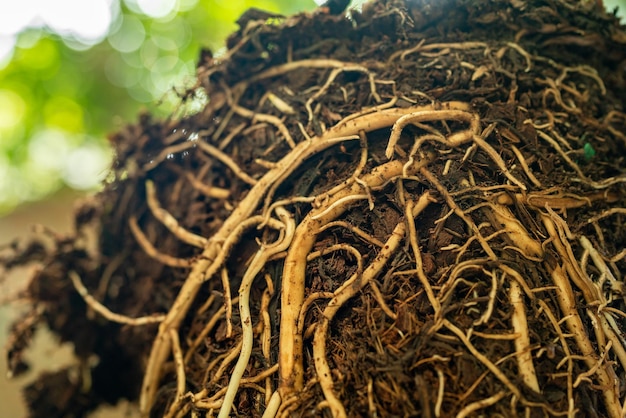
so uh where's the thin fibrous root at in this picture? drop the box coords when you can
[145,180,208,248]
[384,104,478,159]
[163,328,186,418]
[543,212,626,373]
[129,216,192,268]
[69,270,165,325]
[217,207,295,418]
[457,392,508,418]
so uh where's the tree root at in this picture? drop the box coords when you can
[138,99,495,415]
[133,89,626,416]
[8,12,622,417]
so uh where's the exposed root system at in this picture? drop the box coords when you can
[3,0,626,417]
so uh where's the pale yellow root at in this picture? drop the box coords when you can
[487,202,543,259]
[456,391,507,418]
[509,279,540,393]
[549,264,621,418]
[69,271,165,326]
[218,207,295,418]
[139,103,473,415]
[278,159,411,396]
[313,217,407,418]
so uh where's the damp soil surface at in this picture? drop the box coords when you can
[2,0,626,417]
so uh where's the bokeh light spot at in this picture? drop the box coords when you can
[108,14,146,53]
[128,84,153,103]
[153,55,180,73]
[105,54,142,88]
[16,37,59,70]
[0,161,25,214]
[28,129,72,172]
[39,0,113,43]
[178,0,200,11]
[137,0,178,18]
[43,96,84,133]
[140,38,159,68]
[150,33,179,51]
[150,17,191,49]
[23,158,63,201]
[62,142,112,189]
[0,89,26,130]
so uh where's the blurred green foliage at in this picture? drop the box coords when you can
[0,0,316,215]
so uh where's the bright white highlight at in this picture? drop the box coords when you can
[136,0,178,18]
[63,143,112,189]
[0,0,114,42]
[0,0,119,63]
[0,35,16,67]
[0,1,37,36]
[38,0,113,42]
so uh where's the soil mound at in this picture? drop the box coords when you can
[3,0,626,417]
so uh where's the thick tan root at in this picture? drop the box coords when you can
[129,42,626,416]
[139,101,484,415]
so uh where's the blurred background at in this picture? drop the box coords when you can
[0,0,623,416]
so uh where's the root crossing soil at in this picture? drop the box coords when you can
[2,0,626,417]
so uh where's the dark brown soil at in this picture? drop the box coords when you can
[3,0,626,417]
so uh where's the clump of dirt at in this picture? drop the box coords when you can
[3,0,626,417]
